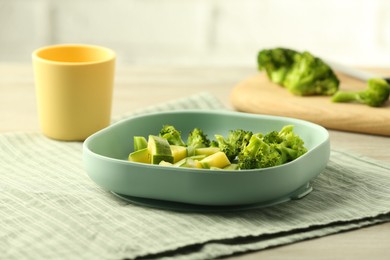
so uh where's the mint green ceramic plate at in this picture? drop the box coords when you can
[83,110,330,211]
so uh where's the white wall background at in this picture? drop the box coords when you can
[1,0,390,67]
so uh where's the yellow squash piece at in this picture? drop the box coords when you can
[173,155,205,168]
[170,145,188,163]
[159,160,173,166]
[128,148,150,164]
[200,151,231,169]
[195,147,220,156]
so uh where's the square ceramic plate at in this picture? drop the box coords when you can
[83,110,330,211]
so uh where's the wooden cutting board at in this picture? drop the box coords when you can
[230,72,390,136]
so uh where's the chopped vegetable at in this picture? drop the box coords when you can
[128,148,150,164]
[199,151,231,169]
[331,78,390,107]
[211,129,253,161]
[258,47,339,96]
[133,136,148,151]
[128,125,308,170]
[257,47,298,85]
[194,147,220,156]
[147,135,173,164]
[159,125,186,146]
[170,145,187,163]
[237,125,307,169]
[186,128,211,156]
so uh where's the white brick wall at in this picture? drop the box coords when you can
[0,0,389,67]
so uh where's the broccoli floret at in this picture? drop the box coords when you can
[159,125,186,146]
[228,129,253,155]
[257,47,299,85]
[187,128,210,148]
[331,78,390,107]
[237,125,307,170]
[260,146,284,168]
[186,128,211,157]
[283,51,339,96]
[257,48,339,96]
[263,130,283,144]
[237,135,263,169]
[274,125,308,162]
[210,140,218,148]
[213,129,253,161]
[214,134,235,162]
[237,135,283,169]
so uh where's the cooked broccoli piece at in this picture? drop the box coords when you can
[227,129,253,156]
[274,125,308,162]
[210,140,218,148]
[257,47,299,85]
[237,125,307,170]
[213,129,253,161]
[237,135,283,169]
[257,48,339,96]
[262,130,283,144]
[237,135,262,169]
[331,78,390,107]
[187,128,210,148]
[213,135,235,161]
[185,128,211,156]
[159,125,186,146]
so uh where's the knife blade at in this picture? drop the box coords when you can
[328,61,390,84]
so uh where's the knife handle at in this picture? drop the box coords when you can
[327,61,379,82]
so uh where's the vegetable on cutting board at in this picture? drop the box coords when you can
[257,47,390,107]
[257,47,339,96]
[332,78,390,107]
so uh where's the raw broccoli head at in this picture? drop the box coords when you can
[257,47,339,96]
[257,47,299,85]
[159,125,186,146]
[186,128,211,149]
[283,51,339,96]
[213,129,253,161]
[332,78,390,107]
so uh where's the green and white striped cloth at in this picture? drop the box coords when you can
[1,92,390,259]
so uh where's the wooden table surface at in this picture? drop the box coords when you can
[1,63,390,259]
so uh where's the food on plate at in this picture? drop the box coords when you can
[331,78,390,107]
[159,125,186,146]
[210,129,252,161]
[147,135,174,164]
[257,47,339,96]
[133,136,148,151]
[186,127,211,156]
[128,124,308,170]
[237,125,307,169]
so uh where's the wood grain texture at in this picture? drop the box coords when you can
[230,72,390,136]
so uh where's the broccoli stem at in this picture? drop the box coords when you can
[331,91,360,103]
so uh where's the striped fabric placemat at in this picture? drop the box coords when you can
[1,92,390,259]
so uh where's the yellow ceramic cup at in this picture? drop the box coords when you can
[32,44,115,141]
